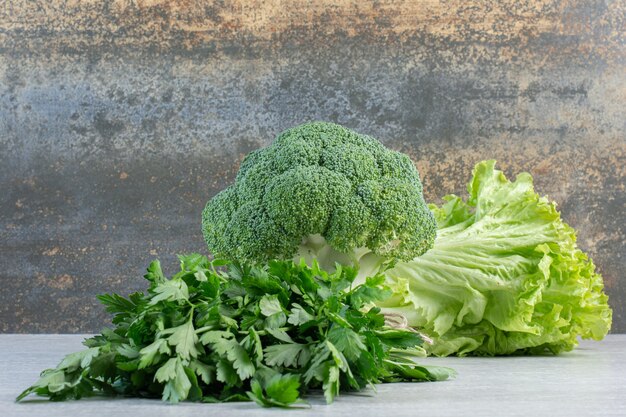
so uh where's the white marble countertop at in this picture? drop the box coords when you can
[1,334,624,417]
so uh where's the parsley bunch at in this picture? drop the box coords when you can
[17,255,453,407]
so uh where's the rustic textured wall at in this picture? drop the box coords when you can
[0,0,624,333]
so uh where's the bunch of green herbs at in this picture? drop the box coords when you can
[17,254,453,407]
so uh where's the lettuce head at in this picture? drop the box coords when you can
[379,160,612,356]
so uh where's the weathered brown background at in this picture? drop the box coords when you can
[0,1,624,333]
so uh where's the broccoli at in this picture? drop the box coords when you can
[201,122,436,270]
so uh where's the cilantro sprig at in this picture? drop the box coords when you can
[17,255,454,407]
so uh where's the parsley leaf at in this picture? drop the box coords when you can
[156,358,191,403]
[266,373,303,405]
[327,326,367,361]
[150,280,189,305]
[166,320,200,361]
[264,343,311,368]
[138,339,170,369]
[259,295,283,317]
[287,303,314,325]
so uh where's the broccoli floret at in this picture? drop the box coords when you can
[201,122,436,268]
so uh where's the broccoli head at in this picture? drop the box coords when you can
[202,122,436,266]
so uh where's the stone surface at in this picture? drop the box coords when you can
[0,1,624,332]
[1,334,625,416]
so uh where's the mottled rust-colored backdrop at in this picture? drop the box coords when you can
[0,1,624,333]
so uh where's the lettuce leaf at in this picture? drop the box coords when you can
[379,160,612,356]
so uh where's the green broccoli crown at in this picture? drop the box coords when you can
[202,122,436,263]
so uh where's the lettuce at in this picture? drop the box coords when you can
[379,160,612,356]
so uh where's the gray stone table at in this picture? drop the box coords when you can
[1,334,625,417]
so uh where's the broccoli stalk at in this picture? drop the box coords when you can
[201,122,437,271]
[294,234,392,281]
